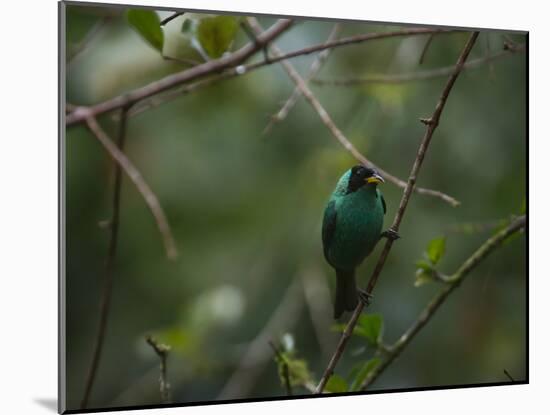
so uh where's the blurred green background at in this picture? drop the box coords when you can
[64,3,527,411]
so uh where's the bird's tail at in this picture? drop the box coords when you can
[334,269,358,319]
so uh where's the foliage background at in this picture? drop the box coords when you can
[64,4,527,410]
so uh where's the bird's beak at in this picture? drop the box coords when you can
[366,173,385,185]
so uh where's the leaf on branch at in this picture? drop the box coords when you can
[197,15,239,58]
[349,358,381,391]
[272,334,314,389]
[426,236,446,265]
[331,314,384,346]
[414,268,434,287]
[325,374,348,393]
[355,314,384,346]
[127,9,164,53]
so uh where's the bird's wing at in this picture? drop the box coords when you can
[381,193,387,215]
[322,200,337,262]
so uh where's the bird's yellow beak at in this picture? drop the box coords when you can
[366,174,385,184]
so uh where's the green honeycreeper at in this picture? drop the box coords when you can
[322,165,395,319]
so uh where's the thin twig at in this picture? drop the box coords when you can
[160,11,185,26]
[418,33,435,65]
[66,19,294,126]
[314,31,480,394]
[268,340,293,396]
[312,46,524,86]
[360,216,526,389]
[263,23,342,135]
[249,18,459,207]
[66,26,450,126]
[504,369,516,382]
[145,335,172,403]
[85,116,178,259]
[127,28,457,120]
[80,107,128,409]
[161,54,201,67]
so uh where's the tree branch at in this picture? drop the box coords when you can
[145,335,172,403]
[248,18,459,207]
[312,45,524,86]
[263,23,342,135]
[80,107,128,409]
[66,19,294,126]
[85,116,178,259]
[314,31,480,394]
[360,215,526,389]
[66,26,451,126]
[159,11,185,26]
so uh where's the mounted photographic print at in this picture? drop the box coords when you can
[59,1,528,413]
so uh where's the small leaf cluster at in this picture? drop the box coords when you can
[327,314,384,392]
[273,333,314,389]
[415,236,446,287]
[126,9,239,58]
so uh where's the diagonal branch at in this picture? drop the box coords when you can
[127,28,456,120]
[314,31,480,394]
[248,18,459,207]
[66,19,294,126]
[67,26,451,127]
[360,215,526,389]
[85,116,178,260]
[263,23,342,135]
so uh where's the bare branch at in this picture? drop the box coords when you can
[248,18,459,207]
[80,107,128,409]
[504,369,516,382]
[66,20,294,126]
[360,216,526,390]
[312,45,524,86]
[418,33,435,65]
[160,11,185,26]
[145,335,172,403]
[263,23,342,135]
[85,116,178,259]
[66,26,452,126]
[314,31,480,394]
[127,28,457,120]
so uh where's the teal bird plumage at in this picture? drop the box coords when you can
[322,165,387,319]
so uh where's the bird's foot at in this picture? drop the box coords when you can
[357,289,373,306]
[381,228,400,241]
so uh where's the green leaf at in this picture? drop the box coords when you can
[415,259,433,271]
[414,268,433,287]
[197,15,238,58]
[126,9,164,52]
[426,236,446,265]
[354,314,383,346]
[349,358,381,391]
[325,374,348,393]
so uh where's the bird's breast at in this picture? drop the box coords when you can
[327,189,384,270]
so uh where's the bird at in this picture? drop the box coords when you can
[322,165,397,319]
